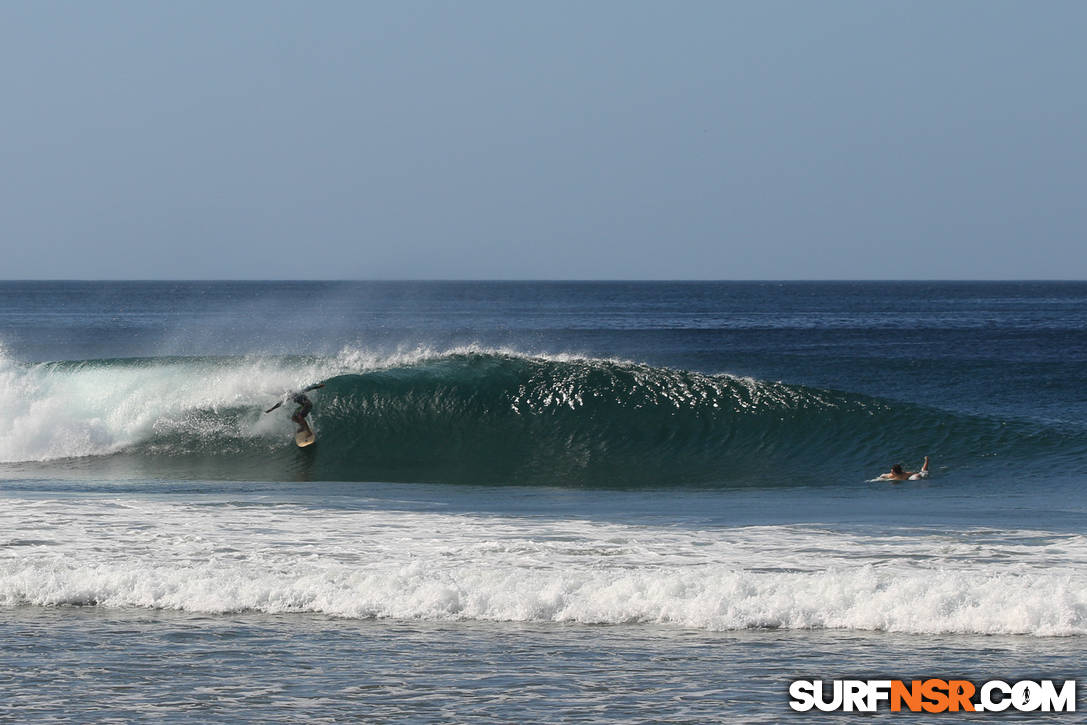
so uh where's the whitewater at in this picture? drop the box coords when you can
[3,496,1085,636]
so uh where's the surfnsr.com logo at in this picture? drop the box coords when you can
[789,679,1077,713]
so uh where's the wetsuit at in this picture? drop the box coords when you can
[290,392,313,423]
[266,383,324,427]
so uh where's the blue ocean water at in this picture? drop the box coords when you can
[0,281,1084,721]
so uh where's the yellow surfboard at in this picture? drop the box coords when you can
[295,430,316,447]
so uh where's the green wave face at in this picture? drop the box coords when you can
[112,352,1079,486]
[3,350,1081,486]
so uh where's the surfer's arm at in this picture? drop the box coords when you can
[264,401,283,414]
[920,456,929,472]
[302,383,325,393]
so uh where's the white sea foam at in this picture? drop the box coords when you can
[1,497,1083,636]
[0,352,317,462]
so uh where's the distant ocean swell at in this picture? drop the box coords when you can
[1,347,1082,485]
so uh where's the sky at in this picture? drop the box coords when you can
[1,0,1085,280]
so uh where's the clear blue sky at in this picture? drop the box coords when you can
[2,0,1084,279]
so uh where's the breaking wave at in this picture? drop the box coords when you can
[1,347,1081,485]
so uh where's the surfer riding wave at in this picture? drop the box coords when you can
[265,383,325,435]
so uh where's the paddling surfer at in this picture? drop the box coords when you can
[878,456,930,481]
[265,384,325,435]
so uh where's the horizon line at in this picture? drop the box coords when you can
[2,278,1086,284]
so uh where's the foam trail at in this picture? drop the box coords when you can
[1,499,1085,636]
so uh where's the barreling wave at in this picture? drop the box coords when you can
[1,347,1082,486]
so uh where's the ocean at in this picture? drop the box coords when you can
[0,281,1084,721]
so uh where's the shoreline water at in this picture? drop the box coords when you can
[3,607,1083,722]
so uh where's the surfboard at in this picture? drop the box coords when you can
[295,430,316,447]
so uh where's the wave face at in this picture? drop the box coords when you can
[1,348,1082,485]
